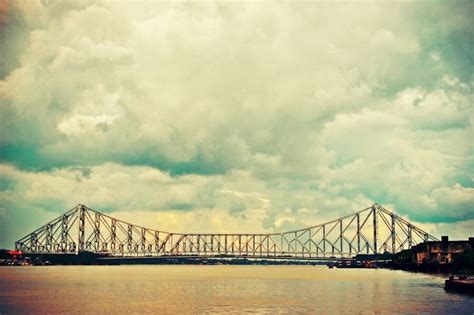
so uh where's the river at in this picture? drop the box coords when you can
[0,266,472,314]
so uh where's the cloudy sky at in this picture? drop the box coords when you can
[0,0,473,248]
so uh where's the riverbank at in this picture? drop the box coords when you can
[391,249,474,275]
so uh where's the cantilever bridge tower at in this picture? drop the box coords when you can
[15,204,437,259]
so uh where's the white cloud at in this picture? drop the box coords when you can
[369,28,419,55]
[430,52,441,62]
[0,1,426,165]
[57,114,118,136]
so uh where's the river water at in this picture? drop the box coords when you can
[0,265,472,314]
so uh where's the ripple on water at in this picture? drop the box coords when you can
[0,266,473,314]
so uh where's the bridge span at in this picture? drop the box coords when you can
[15,204,437,259]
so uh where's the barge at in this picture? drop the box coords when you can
[445,276,474,295]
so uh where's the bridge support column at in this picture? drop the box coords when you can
[373,205,378,255]
[46,224,53,252]
[127,224,133,254]
[408,225,412,249]
[322,225,326,257]
[61,215,69,252]
[391,213,396,253]
[111,219,116,255]
[339,220,343,256]
[77,205,85,255]
[356,213,360,253]
[94,213,100,253]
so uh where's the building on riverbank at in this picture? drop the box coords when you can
[392,236,474,273]
[412,236,474,265]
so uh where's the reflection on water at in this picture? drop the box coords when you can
[0,266,472,314]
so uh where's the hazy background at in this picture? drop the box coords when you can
[0,0,473,248]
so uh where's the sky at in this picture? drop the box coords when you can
[0,0,473,249]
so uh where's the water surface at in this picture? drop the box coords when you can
[0,266,472,314]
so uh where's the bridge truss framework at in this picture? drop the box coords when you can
[15,204,438,258]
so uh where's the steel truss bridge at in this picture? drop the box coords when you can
[15,204,438,259]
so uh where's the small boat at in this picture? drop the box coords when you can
[445,275,474,295]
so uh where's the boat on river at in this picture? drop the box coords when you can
[445,275,474,295]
